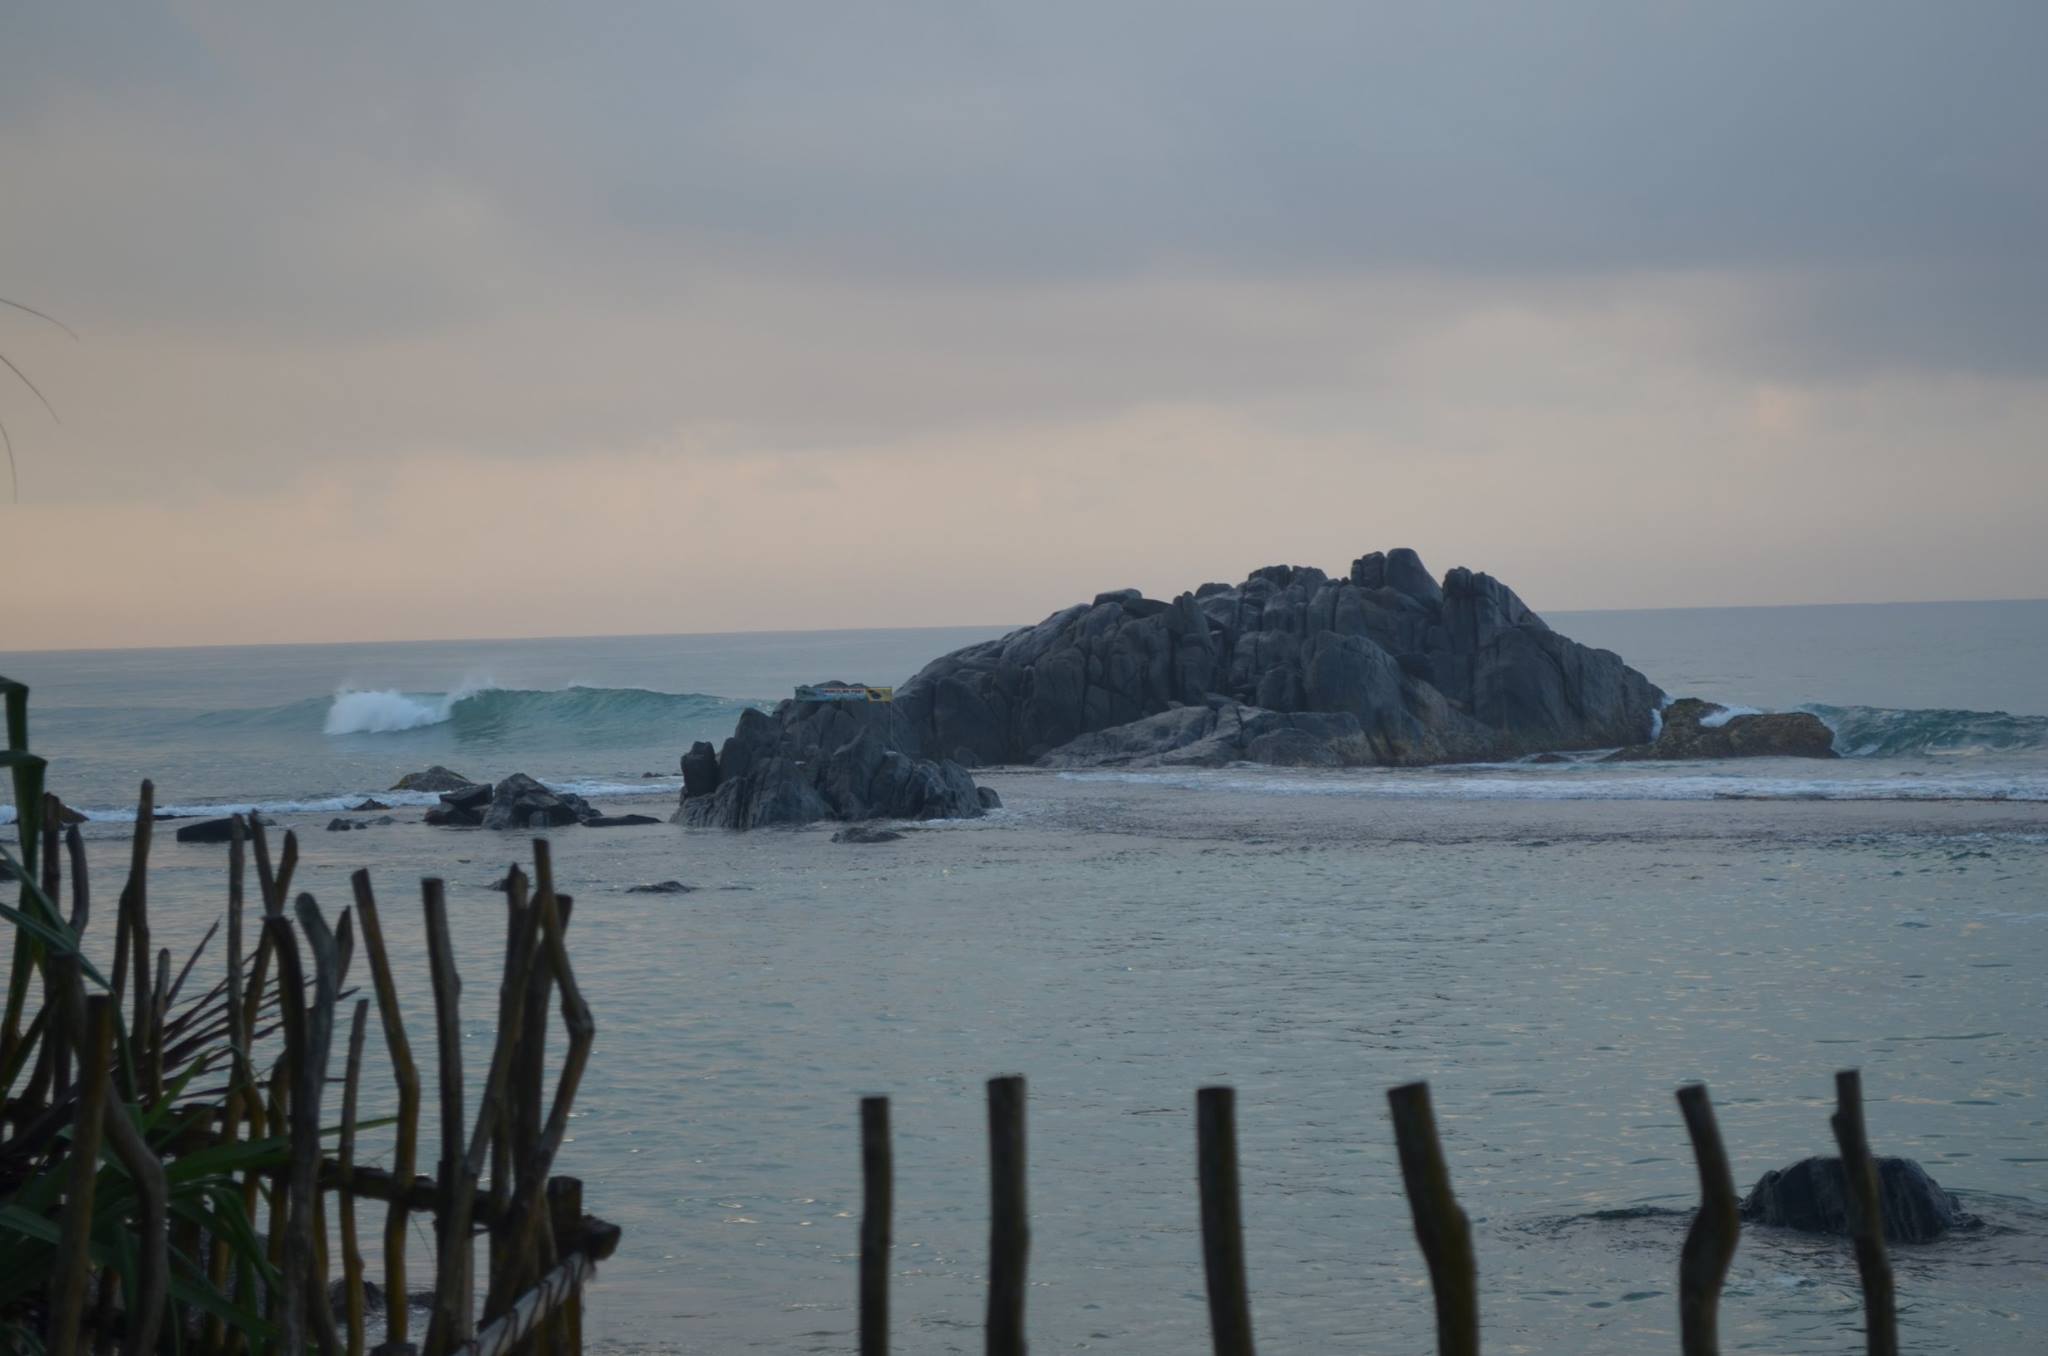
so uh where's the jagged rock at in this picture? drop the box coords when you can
[390,766,476,793]
[832,825,905,844]
[976,786,1003,810]
[1741,1156,1976,1243]
[373,815,395,825]
[479,773,599,831]
[423,804,483,828]
[681,741,721,798]
[626,880,694,894]
[325,818,357,832]
[439,783,493,811]
[583,814,660,827]
[349,798,391,812]
[678,704,984,830]
[865,546,1661,770]
[1038,700,1381,769]
[1608,698,1838,761]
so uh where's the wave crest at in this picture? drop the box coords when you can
[320,684,761,741]
[1808,704,2048,757]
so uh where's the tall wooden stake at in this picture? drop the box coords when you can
[860,1096,892,1356]
[1831,1070,1898,1356]
[986,1075,1028,1356]
[1196,1086,1256,1356]
[1387,1082,1478,1356]
[1676,1083,1739,1356]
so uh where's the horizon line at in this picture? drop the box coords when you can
[3,594,2045,659]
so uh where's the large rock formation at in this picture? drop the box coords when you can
[679,547,1666,827]
[889,548,1661,768]
[1741,1156,1976,1243]
[1607,697,1838,761]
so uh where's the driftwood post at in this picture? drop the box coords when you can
[985,1075,1029,1356]
[48,996,114,1356]
[351,867,422,1354]
[860,1096,892,1356]
[1675,1083,1739,1356]
[1387,1081,1478,1356]
[424,877,474,1355]
[1196,1086,1256,1356]
[340,998,371,1356]
[1831,1070,1898,1356]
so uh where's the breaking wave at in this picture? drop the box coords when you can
[318,684,762,742]
[1808,705,2048,758]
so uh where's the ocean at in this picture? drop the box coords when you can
[3,599,2046,1352]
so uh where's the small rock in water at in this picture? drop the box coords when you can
[976,786,1003,810]
[626,880,694,894]
[390,765,476,792]
[1740,1155,1977,1243]
[325,818,357,832]
[584,814,661,828]
[174,817,242,844]
[832,824,905,844]
[423,804,483,828]
[349,797,392,812]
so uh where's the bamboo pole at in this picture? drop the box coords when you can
[423,877,474,1356]
[341,999,371,1356]
[297,898,345,1356]
[1831,1070,1898,1356]
[1675,1083,1739,1356]
[448,1254,595,1356]
[125,782,154,1083]
[1387,1081,1478,1356]
[860,1096,892,1356]
[352,868,421,1352]
[985,1075,1028,1356]
[148,946,169,1103]
[1196,1086,1256,1356]
[483,870,534,1318]
[49,996,114,1356]
[267,913,313,1356]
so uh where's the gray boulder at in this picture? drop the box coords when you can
[423,804,482,828]
[390,766,475,793]
[678,701,984,830]
[439,783,494,811]
[1609,697,1838,761]
[477,774,600,831]
[1741,1156,1976,1243]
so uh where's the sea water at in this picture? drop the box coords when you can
[2,600,2046,1352]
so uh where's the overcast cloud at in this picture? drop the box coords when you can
[3,2,2045,647]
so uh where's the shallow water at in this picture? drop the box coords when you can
[5,599,2047,1351]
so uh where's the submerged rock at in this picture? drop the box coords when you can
[583,814,661,827]
[1608,698,1838,761]
[1740,1156,1976,1243]
[423,804,483,828]
[325,818,357,832]
[349,798,392,812]
[391,766,476,793]
[625,880,694,894]
[976,786,1003,810]
[831,825,905,844]
[174,817,241,844]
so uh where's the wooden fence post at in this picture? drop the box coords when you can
[1675,1083,1738,1356]
[1196,1086,1256,1356]
[48,996,114,1356]
[860,1096,892,1356]
[1387,1082,1478,1356]
[986,1075,1029,1356]
[1831,1070,1898,1356]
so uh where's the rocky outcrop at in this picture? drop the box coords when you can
[390,766,476,792]
[680,547,1665,826]
[885,547,1661,769]
[479,774,601,831]
[1608,698,1838,761]
[1741,1156,1977,1243]
[680,741,720,798]
[677,700,985,830]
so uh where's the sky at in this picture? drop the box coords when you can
[2,2,2045,650]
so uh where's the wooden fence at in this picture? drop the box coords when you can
[854,1070,1904,1356]
[0,781,618,1356]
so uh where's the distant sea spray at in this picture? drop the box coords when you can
[319,684,765,743]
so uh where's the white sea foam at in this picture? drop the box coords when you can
[323,681,494,734]
[0,776,680,825]
[1055,768,2048,803]
[1648,694,1674,742]
[1698,704,1764,728]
